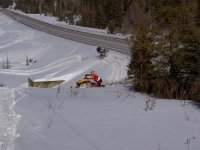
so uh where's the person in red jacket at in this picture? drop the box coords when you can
[86,71,102,87]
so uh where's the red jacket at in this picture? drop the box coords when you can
[91,73,101,82]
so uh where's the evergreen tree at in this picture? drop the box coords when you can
[128,25,154,92]
[14,0,133,32]
[197,0,200,27]
[0,0,12,8]
[128,0,200,101]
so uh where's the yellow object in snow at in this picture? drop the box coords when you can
[76,76,91,87]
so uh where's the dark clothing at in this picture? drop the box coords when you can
[96,78,102,86]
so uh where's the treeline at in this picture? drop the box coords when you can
[10,0,133,33]
[80,0,132,32]
[0,0,12,8]
[128,0,200,102]
[14,0,80,24]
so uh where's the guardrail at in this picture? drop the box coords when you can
[3,9,131,54]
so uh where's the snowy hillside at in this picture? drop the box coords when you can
[0,12,200,150]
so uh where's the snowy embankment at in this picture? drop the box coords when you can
[15,87,200,150]
[0,12,200,150]
[8,9,131,40]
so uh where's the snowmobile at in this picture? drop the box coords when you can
[97,46,109,57]
[76,75,105,88]
[76,75,92,88]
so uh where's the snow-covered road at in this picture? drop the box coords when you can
[3,9,131,53]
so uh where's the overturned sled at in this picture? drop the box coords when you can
[28,78,65,88]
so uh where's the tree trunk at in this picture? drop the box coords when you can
[197,0,200,27]
[39,0,44,15]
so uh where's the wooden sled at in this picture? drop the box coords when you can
[28,78,65,88]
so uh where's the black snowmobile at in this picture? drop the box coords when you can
[96,46,109,57]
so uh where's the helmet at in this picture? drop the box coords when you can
[97,46,101,53]
[91,71,95,74]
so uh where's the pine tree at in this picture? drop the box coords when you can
[197,0,200,27]
[0,0,12,8]
[128,0,200,100]
[128,25,154,92]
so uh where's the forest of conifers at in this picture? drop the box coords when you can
[128,0,200,101]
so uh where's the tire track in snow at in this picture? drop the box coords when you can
[0,54,81,76]
[0,51,101,83]
[0,31,35,51]
[0,88,20,150]
[0,14,13,25]
[0,44,79,76]
[101,53,129,82]
[0,28,6,37]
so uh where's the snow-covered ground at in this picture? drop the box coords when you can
[0,12,200,150]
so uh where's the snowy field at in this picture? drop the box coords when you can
[0,12,200,150]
